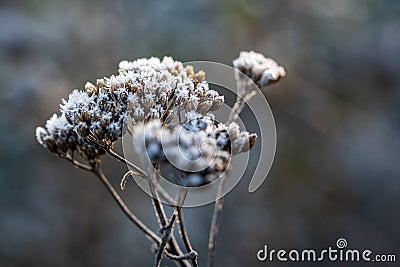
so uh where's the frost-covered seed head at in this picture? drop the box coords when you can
[35,114,105,162]
[59,56,224,147]
[233,51,286,87]
[131,114,257,187]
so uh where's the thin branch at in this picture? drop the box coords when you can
[62,142,193,266]
[151,194,168,226]
[158,186,179,206]
[120,170,139,190]
[86,133,107,147]
[227,78,256,123]
[85,134,189,266]
[207,175,227,267]
[232,91,256,121]
[155,210,178,267]
[177,207,198,267]
[149,171,190,267]
[227,78,244,123]
[93,163,161,245]
[107,148,148,178]
[65,157,162,245]
[121,169,177,206]
[83,132,147,178]
[150,190,189,267]
[165,251,198,261]
[65,156,93,171]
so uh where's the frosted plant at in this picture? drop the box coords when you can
[35,52,285,267]
[131,112,256,187]
[233,50,286,87]
[36,113,105,164]
[60,56,223,150]
[229,51,286,122]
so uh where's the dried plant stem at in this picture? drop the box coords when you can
[177,207,198,267]
[69,160,191,265]
[102,151,188,266]
[207,175,226,267]
[150,188,189,267]
[154,210,178,267]
[86,138,192,267]
[107,148,147,177]
[151,195,167,226]
[165,251,198,261]
[84,134,147,178]
[92,163,161,244]
[227,79,255,123]
[65,156,93,171]
[122,170,177,205]
[174,189,198,267]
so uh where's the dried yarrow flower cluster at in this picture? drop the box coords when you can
[59,56,224,148]
[131,112,256,186]
[233,51,286,88]
[60,88,128,145]
[228,51,286,122]
[35,54,275,186]
[35,114,105,163]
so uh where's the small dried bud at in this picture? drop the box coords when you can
[85,82,98,96]
[231,131,258,155]
[185,65,194,78]
[194,70,205,82]
[233,51,286,87]
[196,100,212,114]
[96,78,106,88]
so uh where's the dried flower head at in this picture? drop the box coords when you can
[60,89,127,146]
[233,51,286,87]
[35,114,105,162]
[60,56,224,147]
[131,113,257,187]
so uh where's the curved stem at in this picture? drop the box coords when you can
[177,208,198,267]
[227,78,256,123]
[207,175,226,267]
[93,163,161,244]
[65,156,93,171]
[65,157,190,265]
[106,153,188,266]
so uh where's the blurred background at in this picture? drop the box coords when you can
[1,0,399,266]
